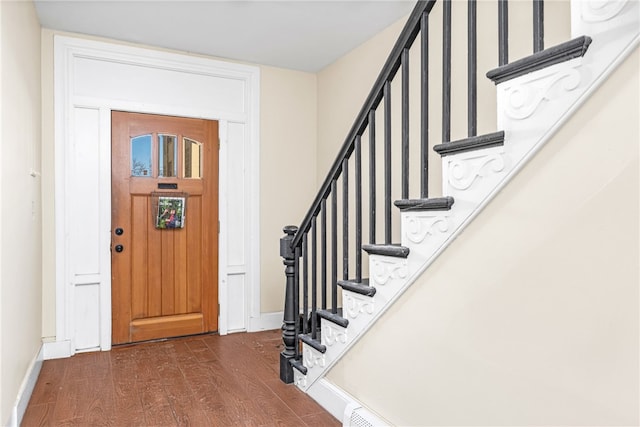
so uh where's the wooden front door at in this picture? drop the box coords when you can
[111,111,219,345]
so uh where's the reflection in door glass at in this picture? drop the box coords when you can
[131,134,152,177]
[183,138,202,178]
[158,134,177,177]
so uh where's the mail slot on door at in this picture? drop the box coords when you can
[158,183,178,189]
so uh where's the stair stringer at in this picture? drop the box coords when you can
[293,0,639,394]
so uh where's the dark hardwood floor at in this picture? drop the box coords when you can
[22,329,339,426]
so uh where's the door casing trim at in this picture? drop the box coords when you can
[53,35,261,354]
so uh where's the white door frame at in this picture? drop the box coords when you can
[51,35,261,356]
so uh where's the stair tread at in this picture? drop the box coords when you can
[337,278,370,287]
[486,35,592,84]
[362,244,410,258]
[394,196,455,212]
[299,334,326,353]
[317,309,349,328]
[337,279,376,296]
[289,358,307,375]
[433,131,504,157]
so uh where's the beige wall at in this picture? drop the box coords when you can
[327,47,639,426]
[316,15,404,183]
[39,29,317,336]
[0,0,43,423]
[259,66,317,311]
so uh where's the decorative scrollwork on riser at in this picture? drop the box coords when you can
[405,215,450,244]
[345,292,375,319]
[581,0,628,22]
[303,347,326,369]
[448,152,506,191]
[294,372,307,388]
[322,323,347,347]
[371,258,409,286]
[504,66,582,120]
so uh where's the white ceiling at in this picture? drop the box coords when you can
[34,0,416,72]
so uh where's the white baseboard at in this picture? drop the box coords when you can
[247,311,283,332]
[42,339,73,360]
[307,378,351,422]
[6,345,44,427]
[307,379,391,426]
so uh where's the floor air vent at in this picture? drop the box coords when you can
[343,403,389,427]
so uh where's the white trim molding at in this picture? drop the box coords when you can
[307,378,391,426]
[307,378,354,422]
[42,339,73,360]
[7,345,44,427]
[247,311,284,332]
[53,35,261,354]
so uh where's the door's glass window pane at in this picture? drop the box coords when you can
[131,134,152,177]
[183,138,202,179]
[158,134,177,177]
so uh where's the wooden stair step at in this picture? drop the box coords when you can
[486,36,592,84]
[317,309,349,328]
[362,244,410,258]
[299,334,327,353]
[289,358,307,375]
[433,131,504,157]
[337,279,376,297]
[394,196,455,212]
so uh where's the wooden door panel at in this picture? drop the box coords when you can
[130,195,150,319]
[186,195,203,313]
[147,205,163,318]
[111,111,218,344]
[130,313,204,343]
[174,229,188,315]
[160,230,176,315]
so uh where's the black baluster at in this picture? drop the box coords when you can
[331,180,338,313]
[402,48,410,199]
[384,81,392,244]
[342,159,349,281]
[443,0,452,143]
[302,234,308,334]
[355,135,362,283]
[321,199,327,310]
[421,11,429,198]
[468,0,477,137]
[368,110,376,244]
[533,0,544,53]
[279,225,298,383]
[499,0,509,65]
[311,217,317,340]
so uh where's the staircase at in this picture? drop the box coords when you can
[279,0,639,416]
